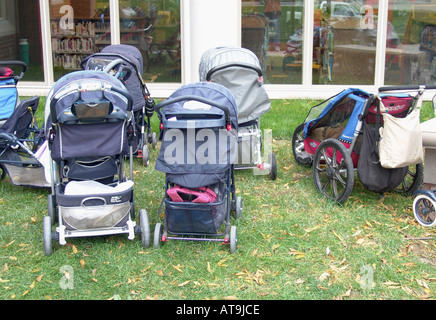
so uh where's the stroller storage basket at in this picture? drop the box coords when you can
[165,181,226,234]
[56,181,133,231]
[165,198,226,235]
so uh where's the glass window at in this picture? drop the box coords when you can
[119,0,181,82]
[314,0,377,85]
[49,0,111,81]
[385,1,436,85]
[242,0,305,84]
[0,0,44,81]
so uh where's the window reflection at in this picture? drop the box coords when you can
[385,2,436,85]
[242,0,304,84]
[49,0,111,81]
[0,0,44,81]
[315,1,378,85]
[119,0,181,83]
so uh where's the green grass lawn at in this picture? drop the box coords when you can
[0,95,434,301]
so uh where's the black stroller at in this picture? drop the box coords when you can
[153,82,242,253]
[0,61,45,187]
[81,44,156,166]
[42,70,150,255]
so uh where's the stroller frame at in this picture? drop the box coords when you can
[0,60,45,186]
[81,45,156,166]
[292,85,434,204]
[154,88,241,253]
[43,71,151,255]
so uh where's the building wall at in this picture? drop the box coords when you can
[15,0,436,101]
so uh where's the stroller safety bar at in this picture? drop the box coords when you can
[155,95,232,130]
[101,58,132,81]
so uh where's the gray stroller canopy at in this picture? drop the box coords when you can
[81,44,146,112]
[199,46,270,124]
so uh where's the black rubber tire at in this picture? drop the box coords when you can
[268,152,277,180]
[139,209,151,248]
[313,138,354,204]
[394,163,423,196]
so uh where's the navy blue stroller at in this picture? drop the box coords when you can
[0,61,44,187]
[81,44,156,166]
[153,82,242,253]
[42,70,150,255]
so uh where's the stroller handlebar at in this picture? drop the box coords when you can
[379,84,436,92]
[155,95,232,128]
[0,60,27,80]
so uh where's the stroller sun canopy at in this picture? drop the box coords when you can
[303,88,371,143]
[199,46,270,125]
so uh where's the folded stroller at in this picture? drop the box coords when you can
[199,46,277,180]
[81,44,156,166]
[0,61,45,187]
[153,82,242,253]
[42,70,150,256]
[292,86,431,204]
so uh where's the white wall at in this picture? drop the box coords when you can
[182,0,241,84]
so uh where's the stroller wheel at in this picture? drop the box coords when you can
[0,164,5,180]
[292,123,313,166]
[151,131,157,149]
[235,196,242,218]
[142,144,150,167]
[394,163,423,195]
[47,194,56,225]
[413,194,436,227]
[268,152,277,180]
[139,209,151,248]
[43,216,53,256]
[229,226,237,253]
[313,138,354,204]
[153,223,164,249]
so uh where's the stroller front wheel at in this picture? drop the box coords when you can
[142,144,150,167]
[43,216,53,256]
[394,163,423,195]
[413,194,436,227]
[154,223,164,249]
[139,209,151,248]
[313,138,354,204]
[229,225,237,253]
[292,123,313,166]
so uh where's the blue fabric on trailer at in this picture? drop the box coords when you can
[303,88,371,143]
